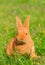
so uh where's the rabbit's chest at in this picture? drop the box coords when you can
[14,42,33,54]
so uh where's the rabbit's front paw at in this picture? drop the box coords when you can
[30,54,40,58]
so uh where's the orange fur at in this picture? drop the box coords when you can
[6,16,39,58]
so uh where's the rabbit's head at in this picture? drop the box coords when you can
[16,16,31,45]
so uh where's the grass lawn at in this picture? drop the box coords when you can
[0,0,45,65]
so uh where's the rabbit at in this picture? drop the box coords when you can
[6,16,39,58]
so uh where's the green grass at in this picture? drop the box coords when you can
[0,0,45,65]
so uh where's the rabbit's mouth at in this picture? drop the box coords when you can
[14,38,26,45]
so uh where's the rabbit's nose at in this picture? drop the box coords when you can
[16,37,22,41]
[20,39,23,41]
[20,34,25,40]
[16,37,23,42]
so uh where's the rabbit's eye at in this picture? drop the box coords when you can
[16,33,18,35]
[26,33,27,35]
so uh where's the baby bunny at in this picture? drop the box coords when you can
[6,16,39,58]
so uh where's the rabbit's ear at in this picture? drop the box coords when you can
[16,16,23,32]
[24,16,30,31]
